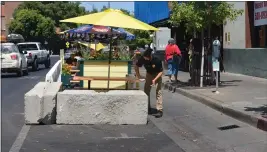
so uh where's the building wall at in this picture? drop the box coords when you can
[223,2,246,49]
[1,2,6,35]
[223,2,267,78]
[224,48,267,78]
[1,2,22,35]
[134,1,170,24]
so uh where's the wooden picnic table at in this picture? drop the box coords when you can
[73,76,140,90]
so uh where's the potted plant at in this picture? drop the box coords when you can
[61,64,72,86]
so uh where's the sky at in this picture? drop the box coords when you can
[80,2,134,14]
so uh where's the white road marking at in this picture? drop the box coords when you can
[9,125,31,152]
[254,97,267,100]
[103,133,143,140]
[18,76,40,80]
[120,133,128,138]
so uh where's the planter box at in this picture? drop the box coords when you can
[79,60,132,89]
[61,74,72,86]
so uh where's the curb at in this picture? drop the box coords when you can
[162,82,267,132]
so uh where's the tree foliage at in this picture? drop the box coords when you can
[14,1,87,27]
[9,9,55,41]
[169,2,244,34]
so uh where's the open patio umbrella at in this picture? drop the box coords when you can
[66,25,121,35]
[116,28,135,40]
[65,25,135,41]
[60,9,158,31]
[60,9,158,89]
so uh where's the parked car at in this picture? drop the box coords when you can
[1,43,28,76]
[7,34,25,44]
[17,42,51,71]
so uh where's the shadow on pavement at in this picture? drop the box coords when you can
[164,79,241,90]
[1,67,47,78]
[244,105,267,117]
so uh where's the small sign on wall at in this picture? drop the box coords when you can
[254,1,267,26]
[224,32,231,45]
[227,32,230,44]
[225,32,227,42]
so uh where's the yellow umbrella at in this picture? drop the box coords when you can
[60,9,158,31]
[78,41,105,51]
[60,9,158,89]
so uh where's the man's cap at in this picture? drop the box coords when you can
[168,38,175,44]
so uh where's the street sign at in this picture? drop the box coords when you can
[66,42,70,48]
[212,58,220,72]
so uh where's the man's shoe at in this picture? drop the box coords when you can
[154,111,163,118]
[148,108,152,115]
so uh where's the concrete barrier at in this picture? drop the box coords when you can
[45,60,62,83]
[24,82,62,125]
[57,90,148,125]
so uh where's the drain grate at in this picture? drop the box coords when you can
[218,124,240,131]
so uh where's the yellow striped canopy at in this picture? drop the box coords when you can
[78,41,105,51]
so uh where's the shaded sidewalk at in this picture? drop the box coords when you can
[162,71,267,131]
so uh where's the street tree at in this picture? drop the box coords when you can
[9,9,55,42]
[100,5,108,12]
[169,1,243,87]
[14,1,87,29]
[91,6,98,13]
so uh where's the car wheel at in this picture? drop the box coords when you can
[17,63,23,77]
[45,56,51,68]
[32,59,38,71]
[23,66,29,75]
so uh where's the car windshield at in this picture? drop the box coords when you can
[17,44,38,51]
[1,45,16,54]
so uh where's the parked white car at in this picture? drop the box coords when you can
[17,42,50,71]
[1,43,28,76]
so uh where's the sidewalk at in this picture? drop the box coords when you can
[162,70,267,131]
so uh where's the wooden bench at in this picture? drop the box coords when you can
[70,69,80,73]
[73,76,140,90]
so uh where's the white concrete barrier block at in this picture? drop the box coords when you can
[42,82,62,124]
[24,82,47,124]
[57,90,148,125]
[24,82,62,125]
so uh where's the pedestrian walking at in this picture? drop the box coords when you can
[135,48,163,118]
[165,38,182,82]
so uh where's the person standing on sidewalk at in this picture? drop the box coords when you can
[165,38,182,82]
[135,48,164,118]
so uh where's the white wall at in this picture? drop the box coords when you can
[45,60,62,83]
[223,2,246,49]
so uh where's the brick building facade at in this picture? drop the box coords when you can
[1,1,22,40]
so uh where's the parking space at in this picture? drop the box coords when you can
[20,121,184,152]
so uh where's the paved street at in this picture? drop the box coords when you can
[1,56,59,152]
[162,71,267,131]
[1,64,267,152]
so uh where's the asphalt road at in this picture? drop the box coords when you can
[1,61,267,152]
[1,56,59,152]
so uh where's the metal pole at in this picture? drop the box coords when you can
[200,29,205,87]
[215,71,219,93]
[107,28,113,89]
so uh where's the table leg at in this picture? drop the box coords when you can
[88,80,91,90]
